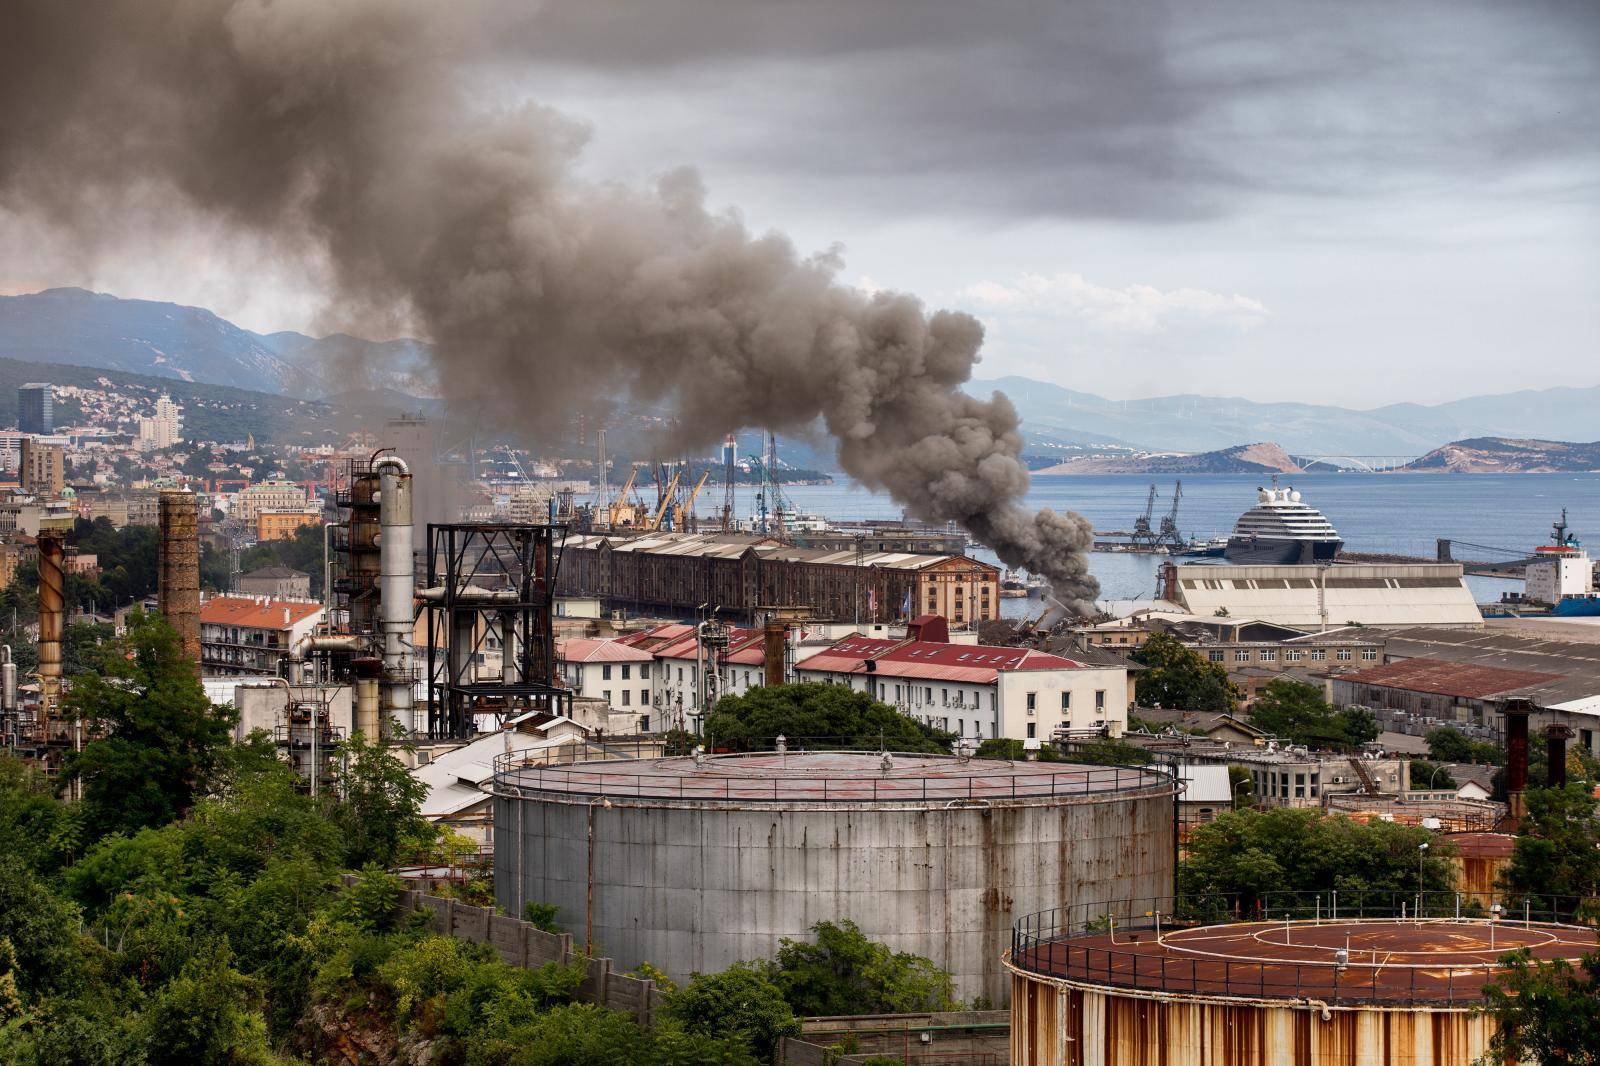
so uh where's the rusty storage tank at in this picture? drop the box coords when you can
[494,751,1176,1003]
[1007,898,1597,1065]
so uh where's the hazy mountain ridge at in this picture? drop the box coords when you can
[1035,441,1303,475]
[968,375,1600,456]
[0,288,423,397]
[1402,437,1600,473]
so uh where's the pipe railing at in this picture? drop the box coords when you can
[1008,891,1600,1007]
[491,749,1177,805]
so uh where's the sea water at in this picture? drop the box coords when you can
[764,472,1600,609]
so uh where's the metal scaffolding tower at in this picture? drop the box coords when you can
[424,523,571,739]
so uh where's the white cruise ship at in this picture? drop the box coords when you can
[1224,482,1343,564]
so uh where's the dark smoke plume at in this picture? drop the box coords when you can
[0,0,1099,611]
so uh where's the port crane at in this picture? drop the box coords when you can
[648,467,683,531]
[1156,480,1184,549]
[1130,484,1158,549]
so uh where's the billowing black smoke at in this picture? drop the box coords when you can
[0,0,1099,611]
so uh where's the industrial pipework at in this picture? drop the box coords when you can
[1,646,16,744]
[374,455,414,732]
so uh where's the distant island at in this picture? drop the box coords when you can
[1035,441,1302,475]
[1400,437,1600,473]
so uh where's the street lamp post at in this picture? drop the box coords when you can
[1417,841,1430,918]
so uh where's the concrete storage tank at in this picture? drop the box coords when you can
[493,750,1176,1002]
[1007,897,1597,1065]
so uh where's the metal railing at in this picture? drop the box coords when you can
[491,749,1177,805]
[1010,891,1600,1007]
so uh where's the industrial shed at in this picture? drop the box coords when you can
[1163,562,1482,629]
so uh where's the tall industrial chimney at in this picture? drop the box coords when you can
[1503,698,1531,795]
[374,456,414,734]
[158,489,201,674]
[763,620,787,688]
[36,529,65,731]
[1545,724,1573,789]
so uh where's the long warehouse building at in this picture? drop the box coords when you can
[557,531,1002,624]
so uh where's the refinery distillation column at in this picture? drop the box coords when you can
[158,489,202,674]
[374,456,414,733]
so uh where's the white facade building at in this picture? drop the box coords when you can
[136,393,183,451]
[556,637,655,728]
[793,623,1130,742]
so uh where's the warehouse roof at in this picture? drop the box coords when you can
[1173,563,1482,629]
[1378,627,1600,708]
[239,565,308,579]
[200,595,323,630]
[563,531,999,575]
[1334,657,1561,699]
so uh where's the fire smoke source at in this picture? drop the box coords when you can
[0,0,1099,611]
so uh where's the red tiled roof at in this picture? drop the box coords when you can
[1337,657,1560,699]
[557,637,654,663]
[200,595,323,631]
[614,623,694,649]
[796,636,1091,684]
[656,627,765,663]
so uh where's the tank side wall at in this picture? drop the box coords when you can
[1009,973,1497,1066]
[499,791,1174,1005]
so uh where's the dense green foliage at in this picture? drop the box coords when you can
[665,920,956,1059]
[64,612,237,842]
[1246,678,1378,751]
[1482,948,1600,1065]
[705,683,955,753]
[1130,634,1237,713]
[1425,725,1504,765]
[1501,784,1600,904]
[974,737,1062,761]
[1066,737,1153,766]
[1179,808,1455,912]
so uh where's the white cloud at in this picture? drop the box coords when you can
[960,272,1269,333]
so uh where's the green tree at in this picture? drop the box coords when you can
[768,919,957,1017]
[1131,634,1237,713]
[1247,679,1377,751]
[1425,726,1503,766]
[666,963,800,1061]
[974,737,1062,761]
[1179,808,1454,912]
[1501,784,1600,903]
[331,733,434,869]
[705,683,954,753]
[1482,948,1600,1066]
[1408,758,1456,791]
[62,611,236,841]
[1067,737,1152,766]
[1228,765,1254,809]
[138,941,275,1065]
[0,857,85,998]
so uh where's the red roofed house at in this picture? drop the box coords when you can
[652,625,772,730]
[556,637,657,730]
[200,594,326,676]
[795,618,1130,742]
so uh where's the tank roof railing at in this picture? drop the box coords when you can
[490,748,1178,806]
[1010,890,1600,1007]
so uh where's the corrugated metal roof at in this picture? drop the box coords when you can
[564,531,998,574]
[1336,657,1561,699]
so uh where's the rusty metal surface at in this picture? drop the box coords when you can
[1013,917,1594,1006]
[1010,971,1500,1066]
[494,749,1176,806]
[158,490,201,671]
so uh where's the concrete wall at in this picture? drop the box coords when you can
[781,1011,1010,1066]
[496,787,1175,1005]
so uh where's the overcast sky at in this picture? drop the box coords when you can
[4,0,1596,407]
